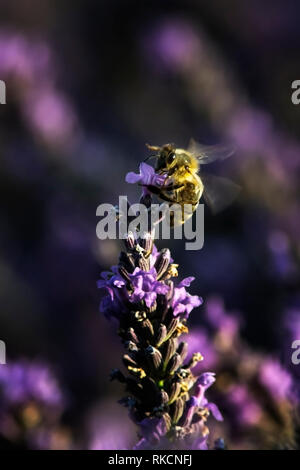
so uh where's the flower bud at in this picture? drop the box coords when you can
[125,341,139,352]
[177,341,188,362]
[156,324,167,347]
[166,318,179,337]
[119,251,135,271]
[127,327,139,344]
[168,381,181,404]
[163,338,178,365]
[180,396,199,428]
[166,353,182,375]
[123,354,137,368]
[118,266,131,282]
[139,233,153,258]
[141,318,154,337]
[187,352,204,369]
[138,256,149,272]
[145,346,162,370]
[160,390,169,405]
[155,248,171,280]
[124,231,136,251]
[171,397,185,423]
[165,280,174,302]
[162,412,172,432]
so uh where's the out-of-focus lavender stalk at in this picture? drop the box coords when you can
[0,359,70,449]
[98,163,223,450]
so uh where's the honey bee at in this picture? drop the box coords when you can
[144,139,240,226]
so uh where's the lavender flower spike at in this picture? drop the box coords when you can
[98,155,222,450]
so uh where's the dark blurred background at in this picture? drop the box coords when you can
[0,0,299,449]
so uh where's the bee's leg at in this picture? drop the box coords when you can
[139,184,161,195]
[139,183,184,193]
[138,187,177,204]
[139,185,184,208]
[163,183,184,191]
[155,193,178,204]
[139,184,180,199]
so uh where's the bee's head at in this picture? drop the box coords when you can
[145,143,176,172]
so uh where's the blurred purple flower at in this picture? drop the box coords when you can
[285,308,300,342]
[138,416,167,444]
[88,401,136,450]
[0,360,64,408]
[267,231,297,280]
[259,359,293,401]
[228,385,262,427]
[205,297,241,338]
[24,87,78,146]
[0,30,79,148]
[0,359,69,449]
[0,32,52,82]
[143,20,199,71]
[184,328,217,371]
[228,108,273,154]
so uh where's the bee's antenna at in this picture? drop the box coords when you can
[146,143,161,151]
[144,143,161,162]
[143,155,158,162]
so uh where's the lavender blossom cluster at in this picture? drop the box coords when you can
[185,298,298,449]
[0,360,68,449]
[97,169,223,450]
[0,361,64,408]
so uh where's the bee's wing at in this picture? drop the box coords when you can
[188,138,235,164]
[201,173,241,214]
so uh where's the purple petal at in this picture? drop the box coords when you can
[154,174,167,186]
[207,402,223,421]
[144,292,157,308]
[139,162,155,179]
[155,283,169,295]
[100,270,112,280]
[173,303,186,316]
[194,438,208,450]
[125,171,141,184]
[189,396,199,407]
[133,438,149,450]
[113,278,125,288]
[190,295,202,307]
[97,279,107,288]
[197,372,216,388]
[179,276,195,287]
